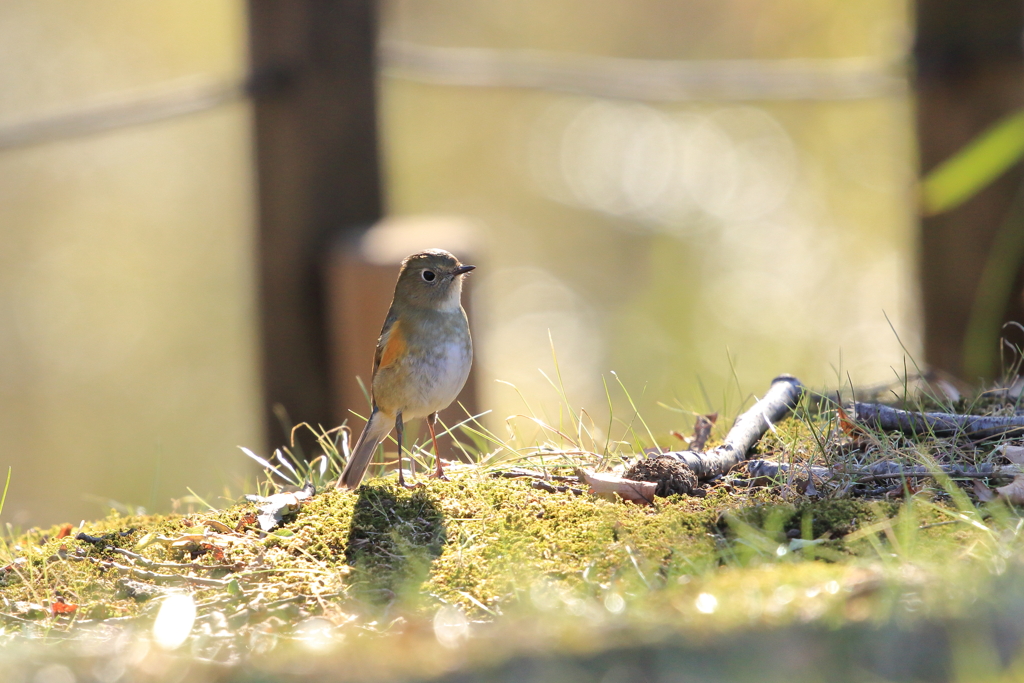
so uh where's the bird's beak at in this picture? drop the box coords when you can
[453,265,476,276]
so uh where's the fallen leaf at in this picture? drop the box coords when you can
[135,532,159,551]
[796,476,819,497]
[14,602,47,619]
[836,404,860,436]
[245,483,315,531]
[199,543,226,562]
[997,477,1024,504]
[55,524,74,540]
[691,413,718,451]
[974,479,998,502]
[1,558,27,574]
[169,534,211,548]
[582,471,657,505]
[200,519,234,534]
[236,512,258,532]
[993,447,1024,504]
[51,599,78,615]
[998,445,1024,465]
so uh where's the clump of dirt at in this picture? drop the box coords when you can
[625,456,698,496]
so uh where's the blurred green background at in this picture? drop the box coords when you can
[4,0,1006,526]
[377,0,919,430]
[0,1,260,526]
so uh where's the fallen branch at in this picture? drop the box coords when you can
[849,462,1024,483]
[530,480,584,496]
[661,375,804,480]
[75,530,135,546]
[493,468,579,483]
[747,457,1024,484]
[104,562,231,588]
[852,402,1024,440]
[74,556,230,588]
[107,546,237,573]
[746,459,831,480]
[494,468,547,480]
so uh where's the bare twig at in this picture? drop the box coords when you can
[75,557,230,588]
[530,480,584,496]
[107,547,237,573]
[746,459,832,480]
[108,563,230,588]
[494,468,547,479]
[852,402,1024,440]
[748,457,1024,484]
[660,375,804,480]
[847,462,1024,483]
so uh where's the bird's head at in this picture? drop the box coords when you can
[393,249,475,311]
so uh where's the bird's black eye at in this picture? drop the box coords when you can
[422,270,436,282]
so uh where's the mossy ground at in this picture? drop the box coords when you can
[1,397,1024,681]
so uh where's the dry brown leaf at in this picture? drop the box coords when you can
[169,534,210,548]
[235,512,259,532]
[691,413,718,451]
[200,519,234,534]
[973,479,998,503]
[999,445,1024,465]
[836,404,859,436]
[582,471,657,505]
[990,446,1024,504]
[997,477,1024,504]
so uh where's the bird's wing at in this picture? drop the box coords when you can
[372,307,404,375]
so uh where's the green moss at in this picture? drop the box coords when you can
[728,499,895,540]
[0,457,1016,666]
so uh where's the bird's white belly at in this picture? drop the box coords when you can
[402,339,472,420]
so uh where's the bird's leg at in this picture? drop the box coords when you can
[395,412,406,488]
[427,412,448,480]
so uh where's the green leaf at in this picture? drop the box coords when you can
[922,108,1024,215]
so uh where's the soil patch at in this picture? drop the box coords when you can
[625,456,698,496]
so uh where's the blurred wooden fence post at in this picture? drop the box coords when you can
[248,0,383,450]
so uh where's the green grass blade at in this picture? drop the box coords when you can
[185,487,217,512]
[0,467,10,519]
[601,375,615,462]
[922,108,1024,215]
[611,372,659,452]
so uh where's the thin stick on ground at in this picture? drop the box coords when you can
[745,458,1024,483]
[852,402,1024,440]
[662,375,804,480]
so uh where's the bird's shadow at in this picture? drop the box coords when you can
[344,484,447,609]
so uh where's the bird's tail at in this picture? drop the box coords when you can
[336,409,392,490]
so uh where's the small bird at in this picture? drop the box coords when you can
[336,249,475,490]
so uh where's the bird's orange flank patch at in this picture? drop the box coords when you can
[379,321,405,369]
